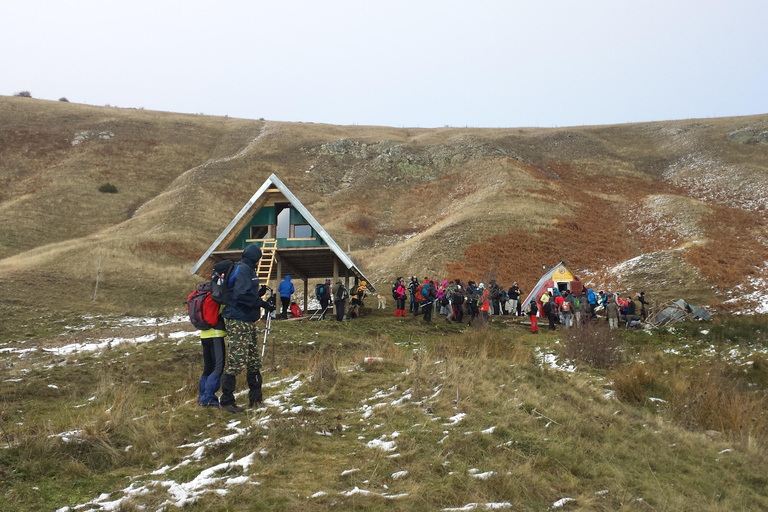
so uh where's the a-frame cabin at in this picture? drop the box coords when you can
[191,174,374,312]
[520,262,584,314]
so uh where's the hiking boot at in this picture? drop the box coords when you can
[249,401,263,409]
[223,404,245,413]
[445,318,451,323]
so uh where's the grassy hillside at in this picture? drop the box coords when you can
[2,97,768,509]
[1,310,767,511]
[1,96,768,334]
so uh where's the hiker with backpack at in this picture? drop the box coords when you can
[587,288,598,319]
[508,282,521,316]
[606,296,621,330]
[466,281,479,326]
[277,275,295,320]
[316,279,331,320]
[442,281,454,323]
[638,291,649,321]
[477,283,491,325]
[407,276,420,313]
[543,292,558,331]
[394,277,407,317]
[349,281,368,318]
[438,280,449,316]
[187,282,227,408]
[415,278,436,324]
[578,290,589,327]
[452,280,466,324]
[332,279,347,322]
[561,290,573,328]
[525,299,539,334]
[220,245,275,413]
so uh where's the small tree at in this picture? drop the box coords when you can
[98,183,118,194]
[13,91,32,98]
[59,97,69,102]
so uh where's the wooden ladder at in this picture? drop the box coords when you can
[255,239,277,290]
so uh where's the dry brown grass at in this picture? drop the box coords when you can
[2,96,768,324]
[445,193,635,292]
[669,363,768,445]
[610,362,661,404]
[684,205,768,288]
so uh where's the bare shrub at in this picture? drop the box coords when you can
[98,183,118,194]
[59,97,69,102]
[347,215,374,234]
[563,322,623,368]
[13,91,32,98]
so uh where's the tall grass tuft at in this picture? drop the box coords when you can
[305,348,339,393]
[610,362,662,404]
[669,362,768,447]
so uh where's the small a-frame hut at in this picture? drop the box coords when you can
[520,262,583,314]
[191,174,374,312]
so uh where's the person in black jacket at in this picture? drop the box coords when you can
[220,245,273,413]
[407,276,419,313]
[508,282,521,316]
[319,279,331,320]
[332,280,347,322]
[638,291,649,321]
[625,297,641,329]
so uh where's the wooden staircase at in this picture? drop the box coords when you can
[256,239,277,290]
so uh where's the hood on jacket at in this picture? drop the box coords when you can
[284,275,291,281]
[241,245,262,267]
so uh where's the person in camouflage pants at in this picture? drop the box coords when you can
[224,318,262,399]
[220,245,273,413]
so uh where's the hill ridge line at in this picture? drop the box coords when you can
[131,122,270,219]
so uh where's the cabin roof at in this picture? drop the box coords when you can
[190,174,374,291]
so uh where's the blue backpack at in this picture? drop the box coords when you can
[422,282,433,302]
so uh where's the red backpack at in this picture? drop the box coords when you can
[290,303,303,318]
[187,283,220,330]
[414,284,425,304]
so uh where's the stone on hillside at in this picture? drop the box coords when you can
[728,129,768,145]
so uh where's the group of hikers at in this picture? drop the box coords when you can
[390,277,522,326]
[389,276,648,331]
[525,288,649,334]
[313,276,650,334]
[189,246,651,412]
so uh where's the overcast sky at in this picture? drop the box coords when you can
[3,1,767,128]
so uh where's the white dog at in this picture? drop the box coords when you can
[377,294,387,309]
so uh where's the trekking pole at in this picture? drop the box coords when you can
[262,312,271,359]
[261,287,274,359]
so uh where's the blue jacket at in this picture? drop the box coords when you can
[278,276,295,298]
[222,245,267,322]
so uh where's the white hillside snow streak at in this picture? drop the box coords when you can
[628,194,706,244]
[54,374,308,512]
[663,152,768,212]
[725,266,768,315]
